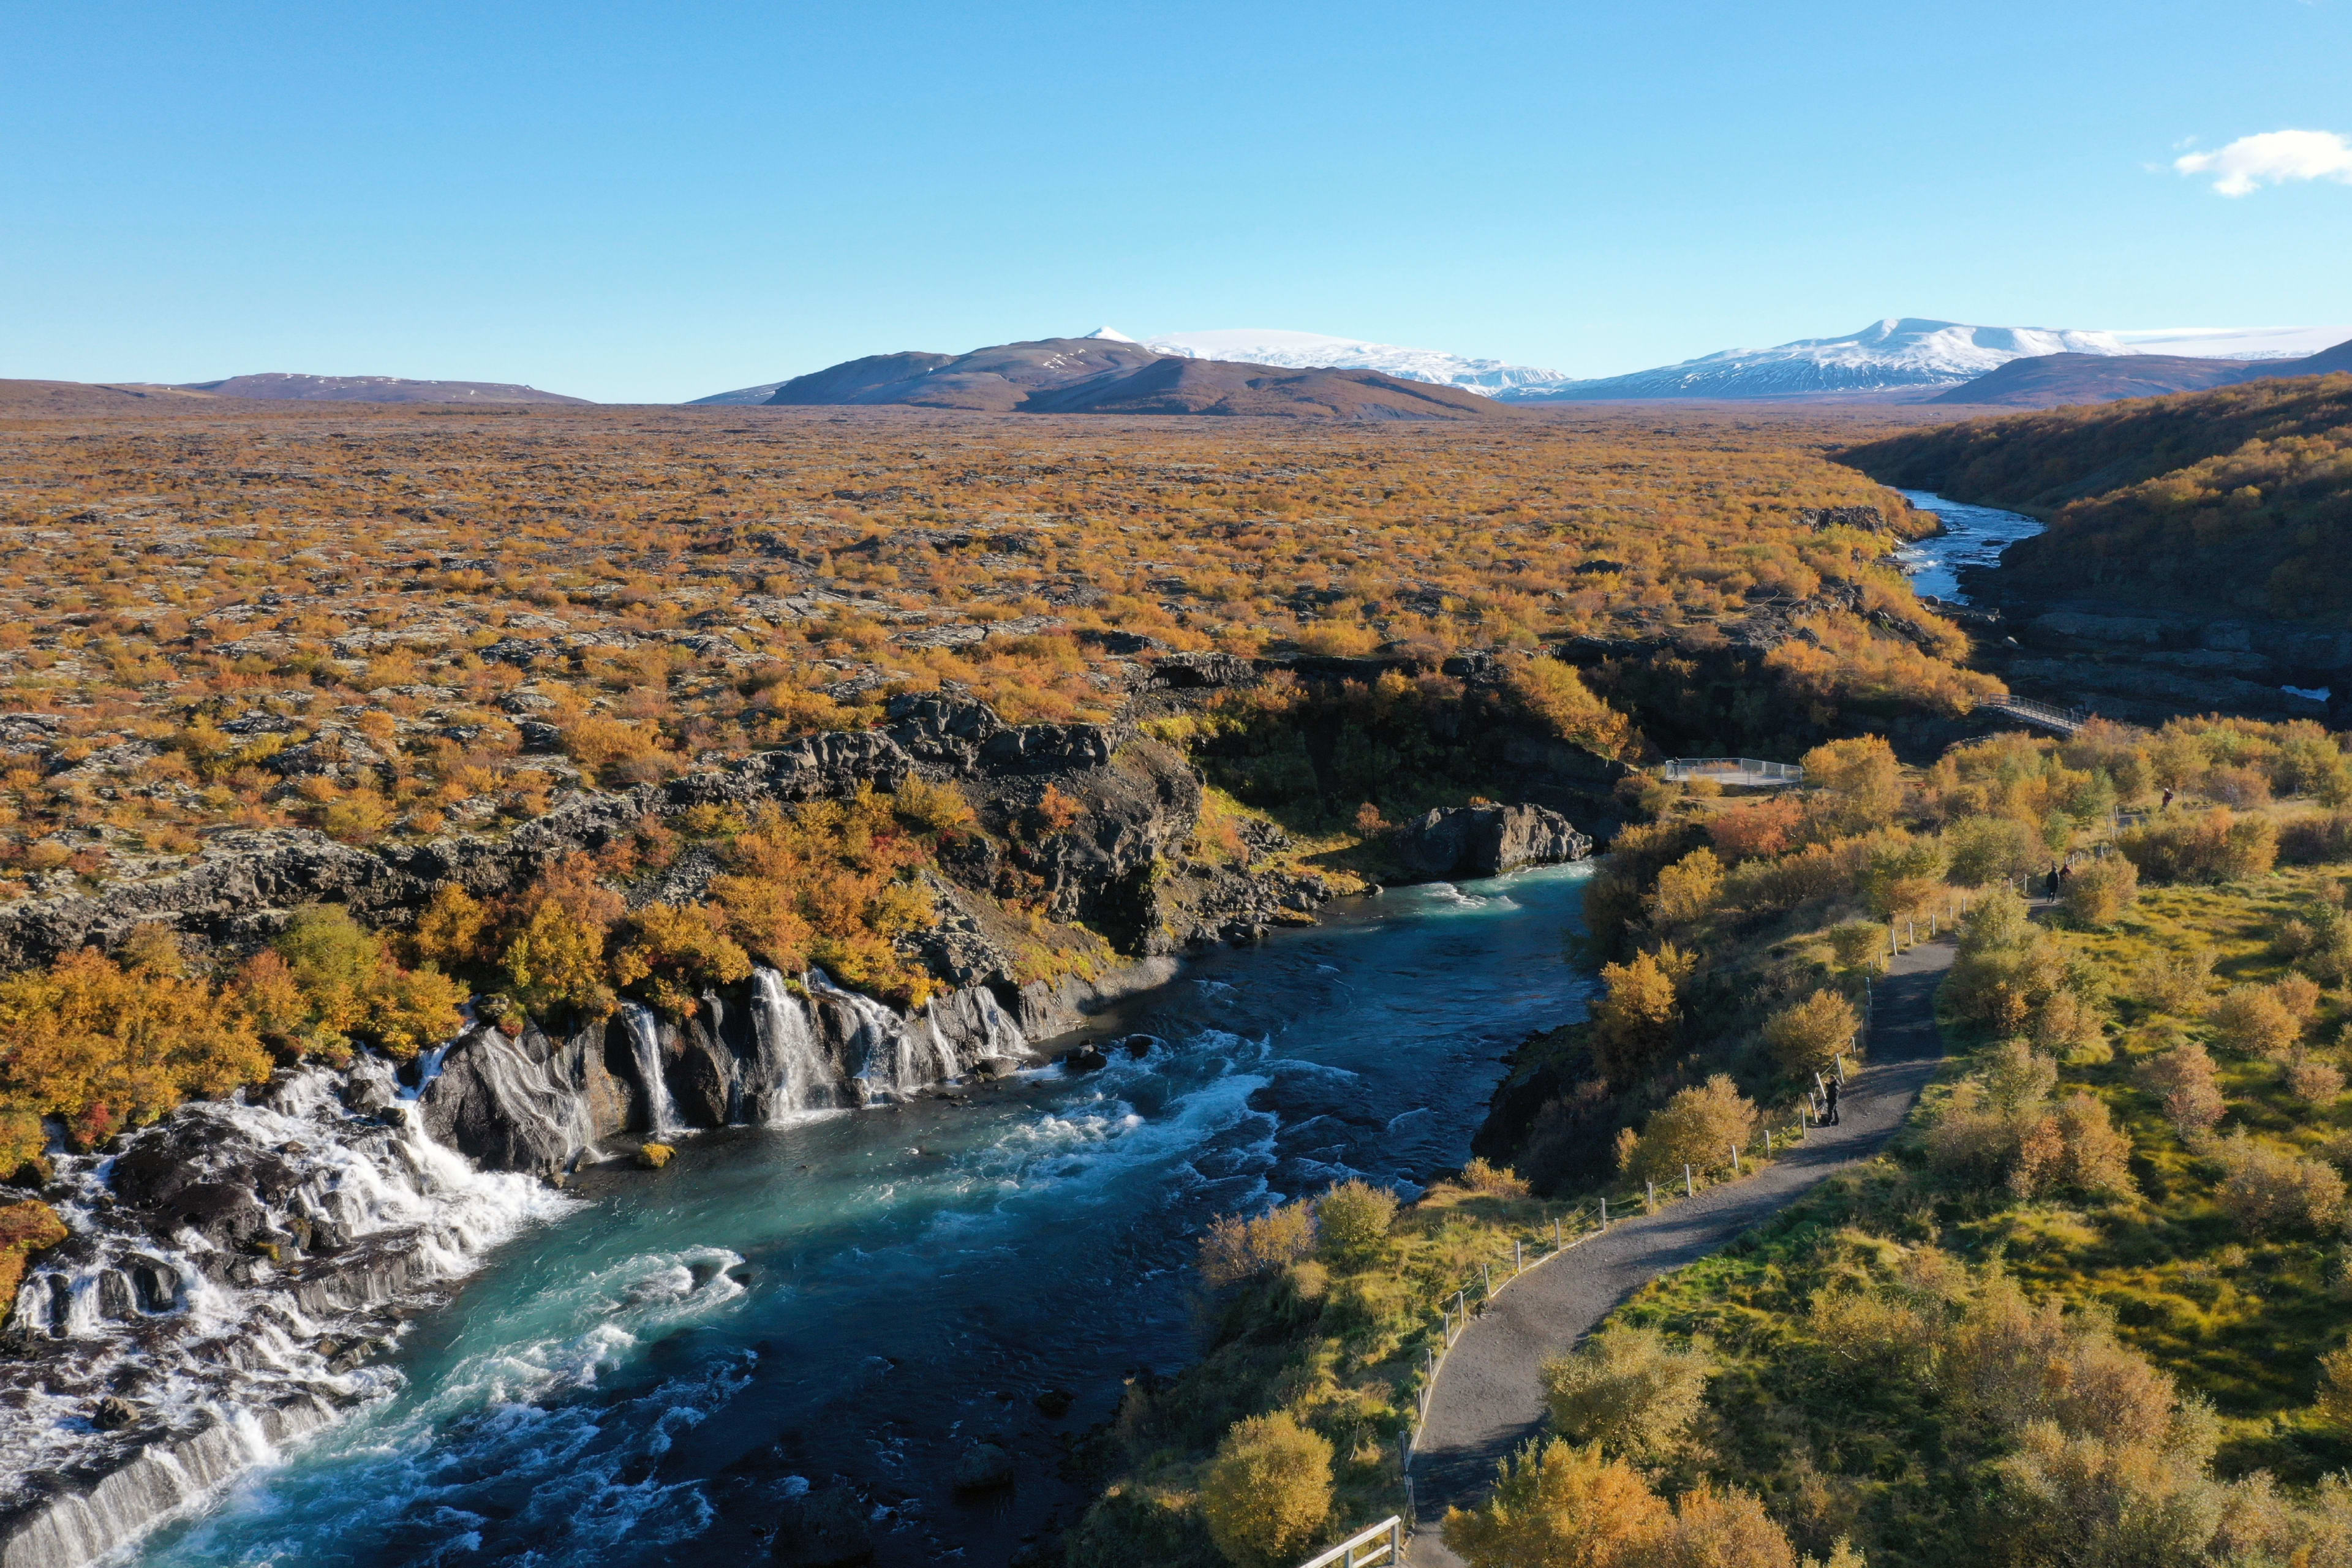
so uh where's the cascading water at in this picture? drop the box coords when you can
[622,1004,680,1136]
[0,1057,571,1568]
[745,968,842,1120]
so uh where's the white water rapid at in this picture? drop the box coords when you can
[0,1060,572,1568]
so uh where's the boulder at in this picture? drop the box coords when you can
[419,1020,627,1174]
[951,1441,1015,1492]
[772,1486,875,1566]
[1393,804,1593,881]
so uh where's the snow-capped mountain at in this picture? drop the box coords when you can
[1513,318,2135,402]
[1131,328,1570,396]
[2109,325,2352,361]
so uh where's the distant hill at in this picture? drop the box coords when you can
[1506,318,2136,402]
[1839,373,2352,621]
[1930,333,2352,408]
[179,373,590,404]
[0,380,227,416]
[757,337,1502,419]
[1928,352,2256,407]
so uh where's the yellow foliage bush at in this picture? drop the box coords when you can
[1764,989,1861,1079]
[1620,1074,1756,1185]
[1198,1412,1333,1568]
[1540,1325,1714,1460]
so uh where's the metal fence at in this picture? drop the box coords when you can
[1660,756,1804,786]
[1981,696,2092,734]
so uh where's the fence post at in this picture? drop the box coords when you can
[1730,1143,1740,1174]
[1684,1163,1694,1197]
[1481,1262,1490,1299]
[1515,1240,1523,1275]
[1554,1217,1562,1249]
[1645,1180,1654,1210]
[1765,1126,1774,1153]
[1600,1195,1607,1225]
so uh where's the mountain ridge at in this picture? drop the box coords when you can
[178,373,591,405]
[754,336,1502,420]
[1932,333,2352,407]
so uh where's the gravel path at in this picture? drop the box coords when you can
[1404,934,1958,1566]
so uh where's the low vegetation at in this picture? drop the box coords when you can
[0,403,1964,900]
[1088,710,2352,1566]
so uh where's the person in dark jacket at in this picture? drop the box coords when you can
[1824,1077,1841,1126]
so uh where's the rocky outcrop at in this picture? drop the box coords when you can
[1393,805,1594,881]
[418,1020,630,1175]
[1955,587,2342,726]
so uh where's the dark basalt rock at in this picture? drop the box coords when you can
[418,1020,628,1175]
[771,1485,875,1565]
[950,1441,1015,1492]
[1393,804,1593,881]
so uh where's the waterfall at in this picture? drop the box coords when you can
[0,1055,571,1568]
[745,968,842,1120]
[622,1003,679,1136]
[740,968,1026,1116]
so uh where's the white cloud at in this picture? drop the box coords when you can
[2174,129,2352,196]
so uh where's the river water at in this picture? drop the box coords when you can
[129,866,1594,1567]
[1890,489,2045,605]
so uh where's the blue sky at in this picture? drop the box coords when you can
[4,1,2347,401]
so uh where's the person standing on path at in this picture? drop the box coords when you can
[1824,1076,1840,1126]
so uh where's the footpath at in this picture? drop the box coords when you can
[1404,933,1958,1567]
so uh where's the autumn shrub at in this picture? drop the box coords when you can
[1198,1412,1332,1568]
[1592,946,1689,1086]
[1313,1180,1397,1262]
[2118,806,2277,884]
[2013,1092,2135,1199]
[2206,984,2303,1060]
[1944,889,2107,1053]
[1764,989,1861,1079]
[2132,944,2215,1015]
[2278,809,2352,866]
[2060,854,2138,927]
[1198,1202,1317,1289]
[0,1199,68,1329]
[1458,1157,1531,1197]
[2138,1039,2226,1137]
[0,948,271,1148]
[1706,794,1804,861]
[1925,1041,2059,1191]
[1442,1439,1670,1568]
[499,901,618,1026]
[610,902,753,1019]
[1945,812,2044,889]
[709,789,937,1003]
[1647,849,1724,931]
[2273,900,2352,985]
[1801,736,1902,834]
[2284,1049,2346,1106]
[1540,1325,1714,1460]
[1618,1075,1755,1186]
[1508,656,1640,761]
[1827,921,1884,974]
[2211,1131,2346,1234]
